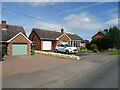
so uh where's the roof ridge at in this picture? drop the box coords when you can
[33,28,60,33]
[7,24,23,28]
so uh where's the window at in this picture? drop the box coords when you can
[72,41,80,47]
[60,40,68,45]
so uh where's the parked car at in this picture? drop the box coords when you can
[55,44,78,54]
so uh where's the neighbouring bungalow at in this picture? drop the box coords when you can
[92,29,108,40]
[0,21,32,56]
[29,28,86,51]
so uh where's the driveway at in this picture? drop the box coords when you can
[2,54,73,76]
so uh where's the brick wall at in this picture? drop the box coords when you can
[8,34,31,55]
[92,32,104,40]
[29,33,41,51]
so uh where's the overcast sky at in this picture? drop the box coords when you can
[2,2,118,40]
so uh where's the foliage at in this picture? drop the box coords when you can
[85,40,91,49]
[108,27,120,48]
[90,44,97,50]
[109,51,120,55]
[2,45,7,56]
[93,48,99,53]
[80,49,93,53]
[91,26,120,50]
[80,46,87,50]
[108,48,117,51]
[31,48,35,55]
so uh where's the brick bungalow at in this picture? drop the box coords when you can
[0,21,32,55]
[92,29,108,40]
[29,28,86,51]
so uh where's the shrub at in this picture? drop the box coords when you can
[31,48,35,55]
[108,48,117,51]
[90,44,97,50]
[93,48,99,53]
[80,46,87,50]
[2,45,7,56]
[80,49,93,53]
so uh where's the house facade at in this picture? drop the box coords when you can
[0,21,32,55]
[92,29,108,40]
[29,28,86,51]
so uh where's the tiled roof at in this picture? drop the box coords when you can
[0,25,26,41]
[32,28,83,41]
[66,33,83,40]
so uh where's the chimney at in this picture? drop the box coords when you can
[2,21,7,29]
[104,29,108,32]
[61,28,64,34]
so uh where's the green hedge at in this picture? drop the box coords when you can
[1,45,7,56]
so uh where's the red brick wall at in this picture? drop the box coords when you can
[8,34,31,55]
[92,33,104,40]
[57,34,71,45]
[29,33,41,51]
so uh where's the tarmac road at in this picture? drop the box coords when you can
[59,55,119,88]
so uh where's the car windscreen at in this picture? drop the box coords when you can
[64,44,72,47]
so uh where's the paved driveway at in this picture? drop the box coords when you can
[2,55,73,76]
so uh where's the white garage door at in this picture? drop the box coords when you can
[42,41,52,50]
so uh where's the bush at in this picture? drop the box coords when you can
[31,48,35,55]
[90,44,97,50]
[80,49,93,53]
[93,48,99,53]
[108,48,117,51]
[80,46,87,50]
[2,45,7,56]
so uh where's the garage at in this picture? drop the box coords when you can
[12,43,28,55]
[42,41,52,50]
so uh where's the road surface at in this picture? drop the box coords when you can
[59,55,119,88]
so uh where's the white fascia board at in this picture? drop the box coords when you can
[6,32,32,43]
[56,33,71,41]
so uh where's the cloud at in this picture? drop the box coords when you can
[28,2,56,6]
[24,12,118,40]
[24,20,62,36]
[63,12,104,31]
[57,2,104,15]
[104,18,118,26]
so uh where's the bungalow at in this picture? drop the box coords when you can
[92,29,108,40]
[29,28,86,51]
[0,21,32,55]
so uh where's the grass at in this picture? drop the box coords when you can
[80,49,93,53]
[109,51,120,55]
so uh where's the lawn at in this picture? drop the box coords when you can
[109,51,120,55]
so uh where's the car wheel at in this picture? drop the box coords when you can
[55,49,58,53]
[66,50,69,54]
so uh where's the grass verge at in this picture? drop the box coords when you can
[80,49,93,53]
[109,51,120,55]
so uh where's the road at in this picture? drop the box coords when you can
[59,55,119,88]
[2,54,119,88]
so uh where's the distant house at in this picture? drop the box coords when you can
[0,21,32,55]
[29,28,86,51]
[92,29,108,40]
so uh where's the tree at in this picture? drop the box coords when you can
[108,26,120,49]
[85,40,91,49]
[91,26,120,50]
